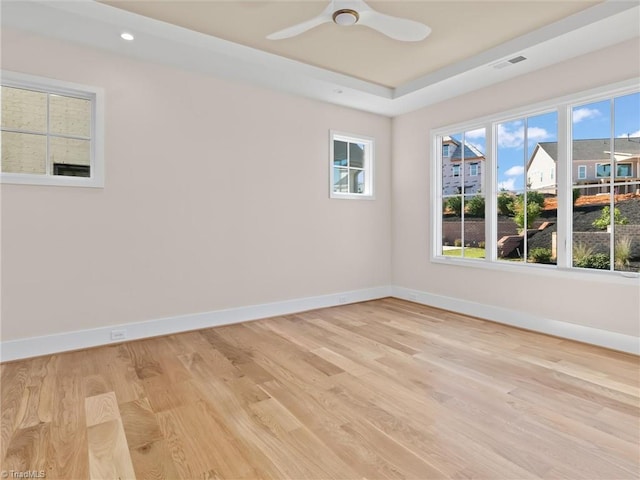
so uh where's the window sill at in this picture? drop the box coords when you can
[330,193,375,200]
[431,255,639,285]
[1,173,104,188]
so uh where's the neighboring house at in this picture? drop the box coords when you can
[528,137,640,193]
[442,136,485,195]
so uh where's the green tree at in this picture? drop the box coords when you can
[466,195,485,217]
[446,196,462,216]
[513,196,541,231]
[592,206,629,230]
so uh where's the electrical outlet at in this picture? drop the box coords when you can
[111,329,126,341]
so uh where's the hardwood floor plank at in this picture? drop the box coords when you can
[85,392,120,427]
[2,422,50,474]
[129,439,181,480]
[119,397,163,450]
[87,418,136,480]
[1,299,638,479]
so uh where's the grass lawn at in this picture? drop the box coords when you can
[443,247,485,259]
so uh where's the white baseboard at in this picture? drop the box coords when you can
[392,286,640,355]
[0,286,392,362]
[3,284,637,362]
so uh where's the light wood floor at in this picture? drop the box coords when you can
[1,298,639,479]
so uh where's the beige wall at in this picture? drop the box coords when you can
[0,29,392,341]
[392,38,640,337]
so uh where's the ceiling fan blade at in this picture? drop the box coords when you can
[267,7,333,40]
[358,10,431,42]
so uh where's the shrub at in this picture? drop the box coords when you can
[574,253,610,270]
[446,196,462,216]
[572,242,593,263]
[466,195,485,217]
[615,236,632,270]
[526,191,546,209]
[592,206,629,230]
[513,196,541,231]
[528,247,553,263]
[454,238,462,247]
[497,191,515,216]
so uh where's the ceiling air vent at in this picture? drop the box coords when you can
[491,55,527,69]
[508,55,527,64]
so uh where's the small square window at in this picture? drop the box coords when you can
[330,131,374,199]
[1,71,104,187]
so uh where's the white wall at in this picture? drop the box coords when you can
[0,29,392,341]
[392,39,640,338]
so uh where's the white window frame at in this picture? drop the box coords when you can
[1,70,104,188]
[469,162,479,176]
[329,130,374,200]
[577,165,587,179]
[452,164,461,177]
[430,78,639,281]
[442,144,450,156]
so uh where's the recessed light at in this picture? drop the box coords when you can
[120,32,134,41]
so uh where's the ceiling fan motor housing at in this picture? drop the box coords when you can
[333,9,359,26]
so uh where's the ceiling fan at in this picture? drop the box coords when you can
[266,0,431,42]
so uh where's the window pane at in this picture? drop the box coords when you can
[1,131,46,174]
[572,100,611,185]
[497,120,526,263]
[614,186,639,273]
[1,86,47,132]
[442,198,462,256]
[351,169,365,194]
[442,133,462,196]
[49,94,91,138]
[572,184,611,270]
[50,137,90,174]
[333,140,347,167]
[614,92,639,180]
[333,167,349,193]
[464,195,485,259]
[349,142,365,169]
[464,128,485,194]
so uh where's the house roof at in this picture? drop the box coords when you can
[444,136,485,161]
[536,137,640,162]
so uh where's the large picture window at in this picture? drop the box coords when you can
[432,80,639,276]
[1,71,104,187]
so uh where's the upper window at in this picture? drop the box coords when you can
[330,131,374,199]
[1,71,104,187]
[432,80,639,276]
[469,163,479,176]
[442,144,450,156]
[452,164,460,177]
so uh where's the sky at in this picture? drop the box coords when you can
[448,91,640,192]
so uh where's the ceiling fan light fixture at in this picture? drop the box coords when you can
[332,9,359,26]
